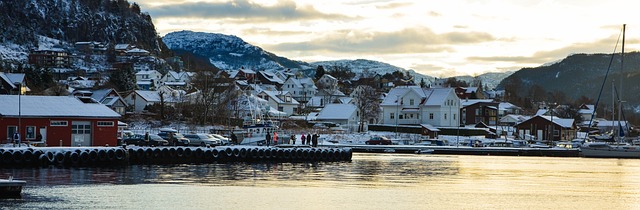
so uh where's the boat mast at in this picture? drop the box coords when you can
[618,24,626,142]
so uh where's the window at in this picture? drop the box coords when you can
[278,106,284,112]
[25,126,36,139]
[72,124,91,134]
[444,113,447,120]
[409,99,414,105]
[51,121,68,126]
[476,109,481,115]
[97,121,114,127]
[390,113,395,119]
[429,113,434,119]
[6,126,17,140]
[399,115,404,119]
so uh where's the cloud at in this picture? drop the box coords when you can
[467,35,640,64]
[268,27,495,54]
[142,0,351,22]
[375,2,413,9]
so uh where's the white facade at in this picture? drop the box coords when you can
[257,90,300,116]
[282,77,317,103]
[381,86,460,127]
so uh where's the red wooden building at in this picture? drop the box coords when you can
[0,95,121,146]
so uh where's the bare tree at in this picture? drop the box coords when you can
[354,85,381,132]
[190,70,237,125]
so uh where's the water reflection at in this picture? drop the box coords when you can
[1,154,459,188]
[1,154,639,209]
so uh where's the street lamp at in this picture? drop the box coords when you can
[395,95,400,138]
[14,82,21,147]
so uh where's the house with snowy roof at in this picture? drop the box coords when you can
[514,115,577,141]
[380,86,460,127]
[282,77,317,104]
[0,95,121,147]
[136,70,163,90]
[316,74,338,91]
[125,48,150,56]
[460,99,498,126]
[316,104,358,132]
[0,72,29,95]
[306,89,346,108]
[256,90,300,116]
[577,104,596,123]
[255,70,285,87]
[124,88,183,112]
[500,114,530,126]
[114,44,134,55]
[161,70,194,89]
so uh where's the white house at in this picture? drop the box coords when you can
[316,104,358,132]
[381,86,460,127]
[135,70,163,90]
[256,90,300,116]
[124,88,183,112]
[316,74,338,90]
[282,77,317,104]
[161,70,194,89]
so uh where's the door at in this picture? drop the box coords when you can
[537,130,543,141]
[39,126,47,142]
[72,121,92,146]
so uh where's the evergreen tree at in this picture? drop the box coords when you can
[108,64,136,92]
[315,65,325,80]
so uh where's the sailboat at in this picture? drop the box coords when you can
[581,24,640,158]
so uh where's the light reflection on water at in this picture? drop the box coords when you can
[1,153,640,209]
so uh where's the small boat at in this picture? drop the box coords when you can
[580,142,640,158]
[415,149,434,154]
[0,176,26,198]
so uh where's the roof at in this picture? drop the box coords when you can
[461,99,494,107]
[0,95,120,118]
[381,86,455,106]
[90,89,116,102]
[260,90,299,105]
[516,115,574,128]
[420,124,441,131]
[317,104,357,120]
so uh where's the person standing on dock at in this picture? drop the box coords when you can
[13,133,20,147]
[312,134,318,147]
[290,134,296,144]
[301,134,306,145]
[144,132,150,146]
[231,133,238,145]
[273,132,278,145]
[306,134,311,145]
[266,132,271,146]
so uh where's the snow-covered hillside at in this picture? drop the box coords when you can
[311,59,434,84]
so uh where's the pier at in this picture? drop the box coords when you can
[338,144,581,157]
[0,146,353,168]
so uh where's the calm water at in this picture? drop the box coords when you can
[1,153,640,210]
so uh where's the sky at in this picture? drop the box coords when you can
[134,0,640,77]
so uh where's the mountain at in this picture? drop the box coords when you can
[0,0,166,63]
[453,71,514,90]
[162,30,309,71]
[310,59,434,84]
[498,52,640,112]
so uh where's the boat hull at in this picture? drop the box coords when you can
[581,148,640,158]
[0,179,26,198]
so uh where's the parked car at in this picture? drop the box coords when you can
[209,134,230,145]
[365,136,392,145]
[157,129,190,146]
[123,134,169,146]
[183,133,221,146]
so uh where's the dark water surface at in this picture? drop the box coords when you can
[1,154,639,209]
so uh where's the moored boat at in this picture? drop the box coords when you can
[0,176,26,198]
[580,142,640,158]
